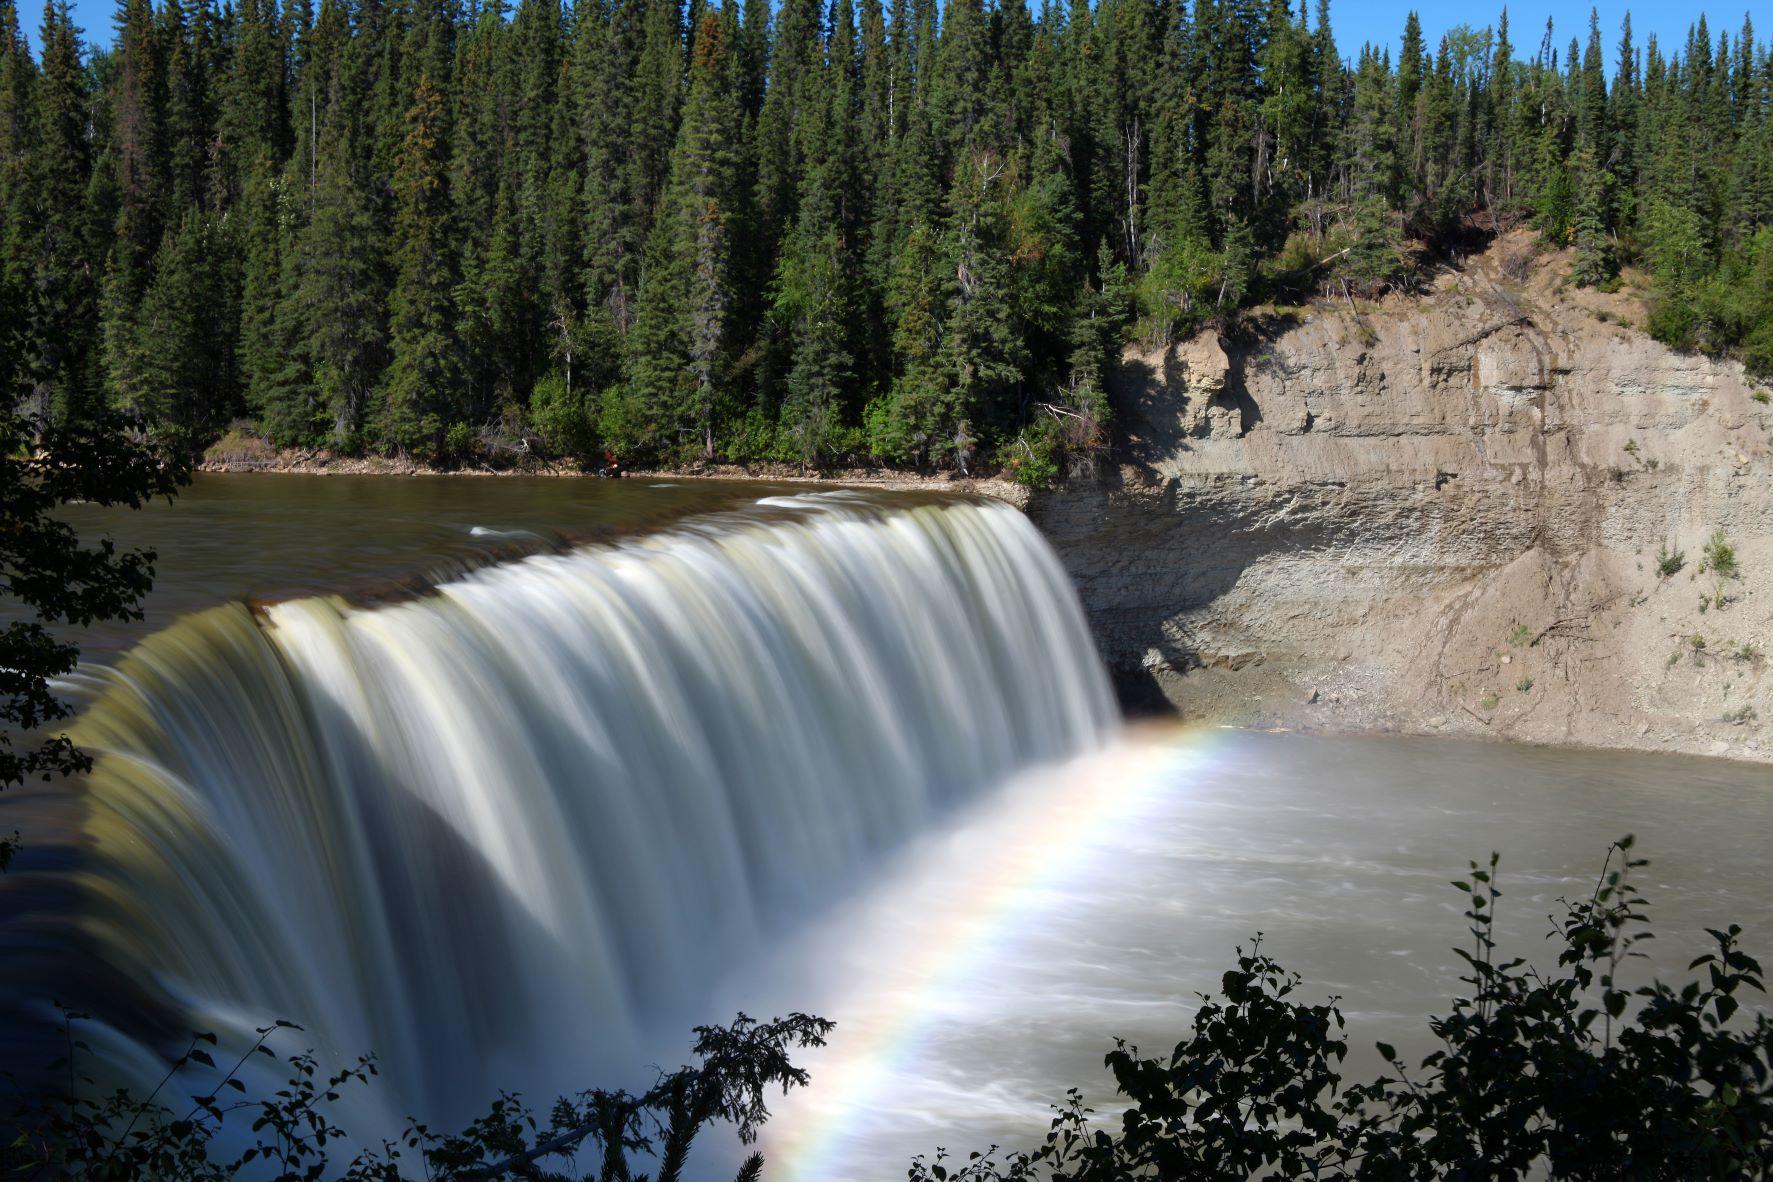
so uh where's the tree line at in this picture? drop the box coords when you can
[1,0,1771,475]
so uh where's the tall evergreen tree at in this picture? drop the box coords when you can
[26,0,101,419]
[775,0,864,466]
[381,72,461,454]
[0,0,38,383]
[11,0,1773,464]
[614,6,744,460]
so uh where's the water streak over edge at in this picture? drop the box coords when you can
[62,490,1117,1120]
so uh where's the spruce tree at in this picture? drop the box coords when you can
[10,0,1773,470]
[382,73,462,455]
[615,7,743,461]
[1570,145,1616,287]
[26,0,101,420]
[776,0,864,466]
[131,211,233,439]
[0,0,37,386]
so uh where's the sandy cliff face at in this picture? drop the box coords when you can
[1030,233,1773,763]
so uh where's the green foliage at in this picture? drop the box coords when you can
[443,420,477,461]
[5,1011,833,1182]
[381,74,463,459]
[1703,528,1739,579]
[618,9,745,465]
[1657,541,1686,579]
[909,839,1773,1181]
[1644,200,1712,350]
[12,0,1773,471]
[528,369,597,460]
[1569,148,1617,288]
[0,407,187,870]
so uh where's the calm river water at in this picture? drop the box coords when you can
[46,472,812,659]
[732,727,1773,1179]
[7,475,1771,1180]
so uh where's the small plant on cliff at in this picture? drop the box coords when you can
[1702,529,1740,580]
[1516,676,1534,693]
[1724,703,1759,726]
[1505,623,1532,647]
[1656,542,1686,579]
[1690,634,1709,663]
[1698,530,1740,611]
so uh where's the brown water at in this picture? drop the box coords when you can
[6,476,1771,1180]
[42,473,810,662]
[736,727,1773,1179]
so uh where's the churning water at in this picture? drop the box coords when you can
[45,489,1116,1122]
[5,477,1770,1181]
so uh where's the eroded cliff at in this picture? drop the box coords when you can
[1031,232,1773,763]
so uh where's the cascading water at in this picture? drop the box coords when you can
[59,491,1116,1123]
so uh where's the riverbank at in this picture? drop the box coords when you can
[199,432,1034,501]
[195,232,1773,766]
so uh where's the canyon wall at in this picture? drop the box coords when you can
[1030,232,1773,763]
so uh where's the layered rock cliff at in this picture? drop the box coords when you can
[1030,231,1773,763]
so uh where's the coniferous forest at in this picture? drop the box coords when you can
[2,0,1772,474]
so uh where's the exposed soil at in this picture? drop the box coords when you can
[1030,230,1773,764]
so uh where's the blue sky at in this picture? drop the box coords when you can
[24,0,1756,72]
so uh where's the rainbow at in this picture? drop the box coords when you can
[760,726,1216,1181]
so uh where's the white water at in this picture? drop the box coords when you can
[66,492,1116,1120]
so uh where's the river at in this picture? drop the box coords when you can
[3,475,1770,1179]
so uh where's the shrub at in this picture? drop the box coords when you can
[1703,529,1739,579]
[911,838,1773,1182]
[1656,541,1686,578]
[443,421,479,463]
[1000,420,1062,487]
[528,370,598,460]
[4,1012,832,1182]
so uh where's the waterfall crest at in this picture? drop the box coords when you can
[68,491,1116,1115]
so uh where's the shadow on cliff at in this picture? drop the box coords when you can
[1030,473,1292,717]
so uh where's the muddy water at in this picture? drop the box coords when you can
[5,475,1769,1181]
[736,727,1773,1180]
[36,473,815,661]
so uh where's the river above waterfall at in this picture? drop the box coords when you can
[5,476,1770,1181]
[38,473,835,661]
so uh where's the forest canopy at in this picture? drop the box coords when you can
[1,0,1771,475]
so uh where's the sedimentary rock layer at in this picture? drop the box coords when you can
[1031,233,1773,763]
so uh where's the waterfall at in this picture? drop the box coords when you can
[63,491,1116,1120]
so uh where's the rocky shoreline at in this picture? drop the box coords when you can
[1030,231,1773,765]
[199,233,1773,765]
